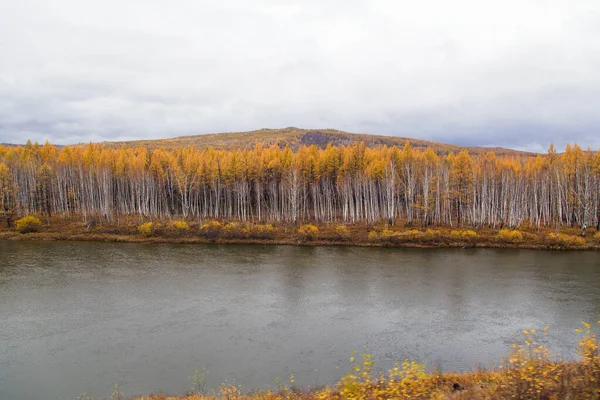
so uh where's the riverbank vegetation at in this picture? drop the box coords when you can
[1,140,599,232]
[1,216,599,249]
[104,322,600,400]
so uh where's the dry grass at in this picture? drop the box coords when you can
[1,216,599,250]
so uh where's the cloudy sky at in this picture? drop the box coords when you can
[1,0,599,151]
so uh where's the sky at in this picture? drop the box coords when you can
[0,0,599,152]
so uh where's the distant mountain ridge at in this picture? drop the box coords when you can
[102,127,536,156]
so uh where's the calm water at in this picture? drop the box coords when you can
[0,241,599,400]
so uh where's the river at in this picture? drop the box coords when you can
[0,241,598,400]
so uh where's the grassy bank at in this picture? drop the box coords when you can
[106,325,600,400]
[1,216,599,250]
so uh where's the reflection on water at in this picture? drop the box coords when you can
[0,241,598,400]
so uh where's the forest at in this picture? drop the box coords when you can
[0,140,599,231]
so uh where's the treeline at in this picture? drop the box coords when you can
[0,140,599,229]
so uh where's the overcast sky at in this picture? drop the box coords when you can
[1,0,599,151]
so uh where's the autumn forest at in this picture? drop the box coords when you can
[1,139,599,232]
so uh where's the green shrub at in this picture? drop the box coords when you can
[497,229,524,244]
[200,220,222,239]
[137,222,154,236]
[298,224,318,241]
[15,215,42,233]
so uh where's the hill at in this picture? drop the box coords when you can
[102,127,535,156]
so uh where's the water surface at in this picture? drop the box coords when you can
[0,241,599,400]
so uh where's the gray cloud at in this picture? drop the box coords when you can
[1,0,599,151]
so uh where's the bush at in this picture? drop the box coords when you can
[334,225,351,241]
[15,215,42,233]
[396,229,426,243]
[593,231,600,243]
[298,224,318,241]
[172,220,190,231]
[223,222,245,239]
[449,229,478,246]
[423,229,442,242]
[503,328,562,399]
[137,222,154,236]
[200,220,222,239]
[546,232,586,247]
[379,229,399,243]
[450,229,477,240]
[367,231,380,242]
[497,229,524,244]
[246,224,276,239]
[375,229,427,244]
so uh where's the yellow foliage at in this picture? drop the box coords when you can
[218,381,242,398]
[298,224,318,241]
[368,229,437,244]
[334,225,351,241]
[379,229,399,242]
[497,229,523,244]
[200,220,222,239]
[337,352,376,399]
[501,327,563,399]
[379,229,398,240]
[137,222,154,236]
[380,229,428,243]
[575,321,600,397]
[223,222,245,239]
[172,220,190,231]
[397,230,426,242]
[450,229,477,240]
[246,224,275,239]
[15,215,42,233]
[378,360,441,399]
[423,229,442,242]
[546,232,586,247]
[577,321,599,362]
[3,138,598,233]
[594,231,600,243]
[367,230,380,242]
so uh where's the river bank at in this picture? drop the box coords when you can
[127,326,600,400]
[1,217,599,250]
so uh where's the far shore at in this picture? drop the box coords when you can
[1,217,598,250]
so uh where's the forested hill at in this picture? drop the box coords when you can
[102,127,534,156]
